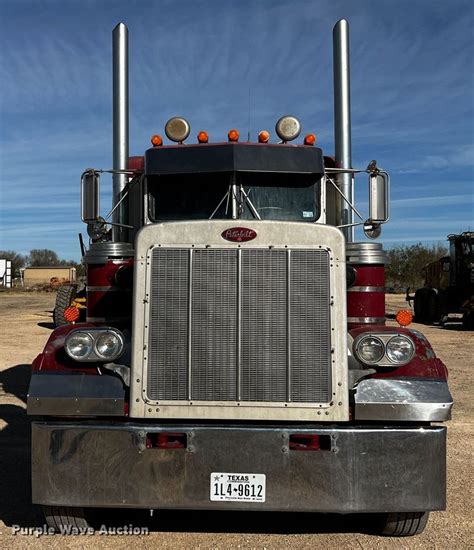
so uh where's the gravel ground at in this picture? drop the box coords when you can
[0,292,472,549]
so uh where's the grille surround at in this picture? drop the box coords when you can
[146,247,331,405]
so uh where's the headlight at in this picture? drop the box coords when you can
[355,336,385,364]
[65,332,94,360]
[386,335,415,364]
[95,331,124,360]
[65,328,124,362]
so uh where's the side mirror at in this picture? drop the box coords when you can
[368,172,389,223]
[81,170,100,222]
[364,171,389,239]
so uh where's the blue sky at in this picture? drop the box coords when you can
[0,0,473,261]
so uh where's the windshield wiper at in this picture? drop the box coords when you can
[208,183,261,220]
[239,187,261,220]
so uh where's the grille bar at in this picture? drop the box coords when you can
[236,248,242,402]
[286,250,291,402]
[187,249,193,401]
[147,248,331,403]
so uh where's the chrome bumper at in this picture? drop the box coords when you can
[32,422,446,513]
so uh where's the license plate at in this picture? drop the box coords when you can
[210,472,266,502]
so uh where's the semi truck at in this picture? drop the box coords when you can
[408,232,474,329]
[27,20,453,536]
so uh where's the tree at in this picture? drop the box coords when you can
[27,249,60,267]
[59,259,86,278]
[385,242,448,289]
[0,250,27,278]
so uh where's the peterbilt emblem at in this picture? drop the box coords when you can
[221,227,257,242]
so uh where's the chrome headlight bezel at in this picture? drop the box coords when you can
[353,333,415,367]
[386,335,415,365]
[65,328,124,362]
[354,335,385,365]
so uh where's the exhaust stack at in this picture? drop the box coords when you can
[112,22,129,241]
[333,19,353,242]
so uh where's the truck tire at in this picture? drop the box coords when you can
[42,505,90,531]
[379,511,429,536]
[425,291,439,324]
[414,289,427,322]
[53,285,77,327]
[463,312,474,330]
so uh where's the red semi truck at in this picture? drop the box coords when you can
[28,20,453,536]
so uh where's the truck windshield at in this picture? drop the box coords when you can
[148,172,320,222]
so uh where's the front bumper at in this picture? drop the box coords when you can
[32,422,446,513]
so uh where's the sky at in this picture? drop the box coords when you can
[0,0,473,261]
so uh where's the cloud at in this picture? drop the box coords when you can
[0,0,473,260]
[391,194,473,208]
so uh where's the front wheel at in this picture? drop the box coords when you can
[379,511,429,536]
[53,285,77,327]
[43,505,90,532]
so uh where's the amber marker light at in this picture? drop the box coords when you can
[151,134,163,147]
[64,306,80,323]
[258,130,270,143]
[228,129,239,142]
[396,309,413,327]
[197,131,209,143]
[304,133,316,146]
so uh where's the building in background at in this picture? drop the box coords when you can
[0,259,12,288]
[22,266,76,287]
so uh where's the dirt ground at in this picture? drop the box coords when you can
[0,292,472,549]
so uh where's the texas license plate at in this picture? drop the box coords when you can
[210,472,266,502]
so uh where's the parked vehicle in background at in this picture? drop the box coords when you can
[407,232,474,329]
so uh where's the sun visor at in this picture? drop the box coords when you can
[145,143,324,177]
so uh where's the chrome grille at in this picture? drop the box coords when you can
[147,248,331,403]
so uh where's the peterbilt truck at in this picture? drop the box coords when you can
[408,232,474,329]
[27,20,453,537]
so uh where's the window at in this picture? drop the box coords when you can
[148,172,320,223]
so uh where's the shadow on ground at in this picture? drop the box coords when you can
[37,322,55,330]
[0,363,44,527]
[86,508,382,536]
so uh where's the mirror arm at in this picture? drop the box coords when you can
[326,176,364,220]
[103,173,142,222]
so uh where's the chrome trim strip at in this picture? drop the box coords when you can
[86,286,131,292]
[347,316,385,323]
[86,316,130,323]
[347,286,385,292]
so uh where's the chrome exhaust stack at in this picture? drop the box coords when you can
[112,22,129,241]
[333,19,353,242]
